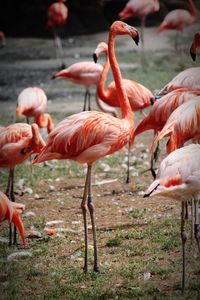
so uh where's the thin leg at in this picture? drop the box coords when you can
[83,90,88,111]
[6,169,16,245]
[126,142,131,184]
[87,165,100,272]
[81,165,90,273]
[26,117,30,124]
[181,201,188,293]
[194,199,200,252]
[53,27,65,69]
[185,201,189,220]
[191,199,195,243]
[87,91,91,111]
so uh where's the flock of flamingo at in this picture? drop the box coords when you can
[0,0,200,293]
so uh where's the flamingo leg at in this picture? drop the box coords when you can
[81,165,90,273]
[194,199,200,252]
[87,164,99,272]
[6,168,16,245]
[181,201,188,293]
[191,199,195,243]
[53,27,65,70]
[83,90,88,111]
[88,91,91,111]
[126,142,131,184]
[140,18,145,51]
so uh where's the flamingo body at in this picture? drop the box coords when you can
[0,123,45,169]
[16,87,54,133]
[0,191,25,246]
[47,0,68,28]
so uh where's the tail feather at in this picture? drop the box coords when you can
[150,120,176,154]
[11,211,25,247]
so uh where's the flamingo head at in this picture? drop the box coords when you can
[190,32,200,61]
[93,42,108,63]
[110,21,139,46]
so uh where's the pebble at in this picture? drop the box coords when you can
[7,251,32,261]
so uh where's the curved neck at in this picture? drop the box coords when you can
[188,0,197,18]
[108,32,133,121]
[95,91,118,118]
[35,113,54,133]
[97,51,111,102]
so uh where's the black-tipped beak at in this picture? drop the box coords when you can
[133,33,139,46]
[52,74,56,80]
[190,50,196,61]
[143,193,149,198]
[93,53,97,63]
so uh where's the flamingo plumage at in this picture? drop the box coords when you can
[0,191,25,247]
[144,143,200,291]
[190,31,200,61]
[16,87,54,134]
[33,20,139,272]
[0,123,45,244]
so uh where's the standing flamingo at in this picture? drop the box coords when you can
[118,0,159,47]
[0,191,25,247]
[52,61,103,111]
[33,21,139,272]
[94,41,153,182]
[190,32,200,61]
[47,0,68,69]
[16,87,54,134]
[157,0,197,50]
[144,143,200,291]
[0,123,45,244]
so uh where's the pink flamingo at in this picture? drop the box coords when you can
[0,191,25,247]
[33,21,139,272]
[0,123,45,244]
[94,41,153,182]
[157,0,197,50]
[144,143,200,291]
[47,0,68,68]
[119,0,160,46]
[52,61,103,111]
[190,31,200,61]
[16,87,54,134]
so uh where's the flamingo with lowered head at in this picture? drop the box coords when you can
[16,87,54,134]
[119,0,160,46]
[144,143,200,291]
[190,31,200,61]
[33,20,139,272]
[47,0,68,69]
[0,191,25,247]
[157,0,197,50]
[0,123,45,245]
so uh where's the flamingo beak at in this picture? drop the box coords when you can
[190,49,196,61]
[93,53,98,63]
[133,33,139,46]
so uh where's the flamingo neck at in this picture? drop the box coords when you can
[188,0,197,19]
[97,52,111,103]
[35,114,54,133]
[95,91,118,118]
[108,33,133,121]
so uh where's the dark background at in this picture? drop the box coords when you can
[0,0,199,37]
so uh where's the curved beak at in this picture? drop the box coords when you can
[93,53,98,63]
[190,48,196,61]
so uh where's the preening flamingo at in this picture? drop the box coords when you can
[0,31,6,48]
[94,41,153,182]
[0,123,45,244]
[118,0,159,46]
[144,143,200,291]
[190,31,200,61]
[47,0,68,68]
[33,20,139,272]
[150,97,200,154]
[52,61,103,111]
[0,191,25,247]
[16,87,54,134]
[157,67,200,96]
[157,0,197,50]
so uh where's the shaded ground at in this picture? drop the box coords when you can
[0,23,200,299]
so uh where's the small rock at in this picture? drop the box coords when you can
[7,251,32,261]
[0,237,9,244]
[24,187,33,194]
[27,230,42,238]
[143,272,151,281]
[46,220,63,226]
[23,211,36,218]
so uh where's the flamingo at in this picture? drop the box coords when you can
[0,31,6,48]
[133,88,200,177]
[0,191,25,247]
[157,67,200,96]
[47,0,68,69]
[150,97,200,154]
[16,87,54,134]
[118,0,160,47]
[0,123,45,244]
[33,20,139,272]
[190,31,200,61]
[52,61,103,111]
[144,143,200,291]
[157,0,197,50]
[94,41,153,182]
